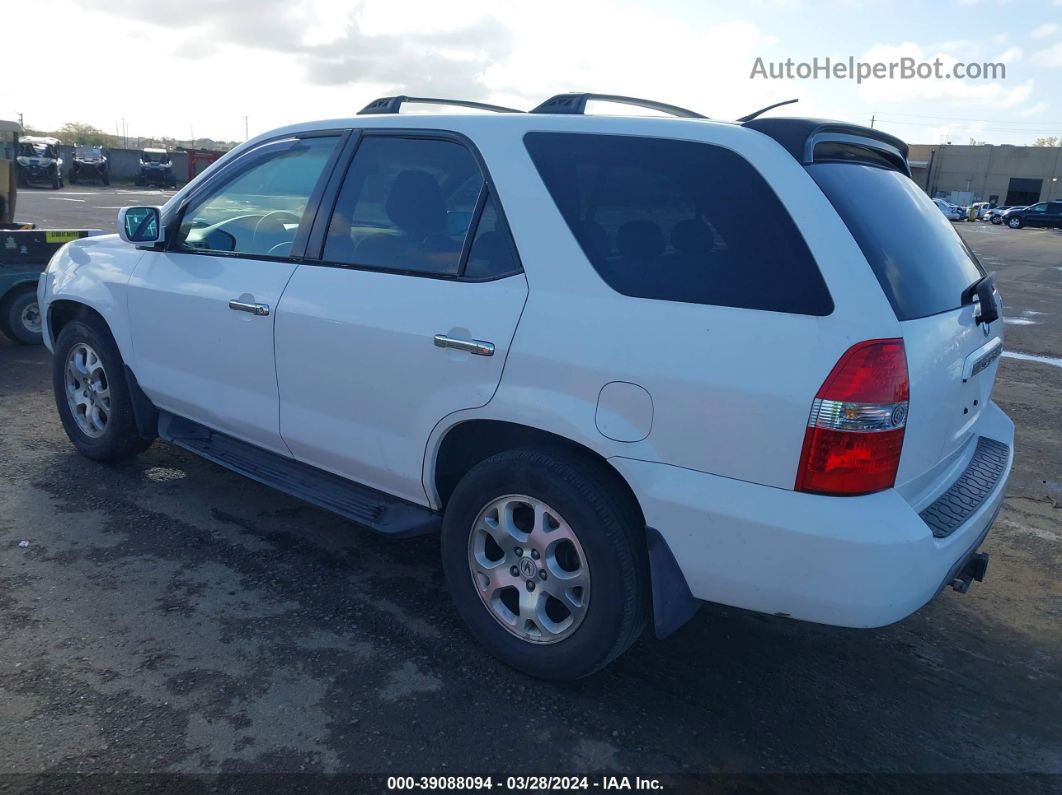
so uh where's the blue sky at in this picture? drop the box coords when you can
[2,0,1059,145]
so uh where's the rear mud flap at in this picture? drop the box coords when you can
[646,526,701,638]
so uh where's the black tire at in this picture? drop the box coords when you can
[52,317,152,462]
[441,446,648,681]
[1008,217,1023,229]
[103,170,110,186]
[0,287,44,345]
[51,166,60,190]
[991,215,1002,225]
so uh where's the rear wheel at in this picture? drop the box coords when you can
[52,317,152,461]
[441,447,648,680]
[991,215,1002,225]
[50,166,60,190]
[0,288,43,344]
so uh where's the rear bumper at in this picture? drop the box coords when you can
[611,402,1013,628]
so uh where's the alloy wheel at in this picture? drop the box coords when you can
[64,343,111,438]
[467,495,590,644]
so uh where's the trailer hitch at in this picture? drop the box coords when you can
[950,552,989,594]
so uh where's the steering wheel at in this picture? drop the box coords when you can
[252,210,302,251]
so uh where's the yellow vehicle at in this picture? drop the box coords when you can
[0,119,23,228]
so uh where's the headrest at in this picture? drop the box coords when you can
[386,170,446,238]
[616,220,665,260]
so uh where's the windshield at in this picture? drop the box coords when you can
[143,152,170,164]
[19,142,48,158]
[809,163,985,321]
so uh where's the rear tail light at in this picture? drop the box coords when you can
[796,339,909,496]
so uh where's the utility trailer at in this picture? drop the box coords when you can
[1,229,103,344]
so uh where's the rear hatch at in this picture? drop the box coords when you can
[808,161,1003,493]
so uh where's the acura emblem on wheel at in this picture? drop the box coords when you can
[519,558,537,579]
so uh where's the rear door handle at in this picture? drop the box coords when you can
[433,334,494,356]
[228,299,270,316]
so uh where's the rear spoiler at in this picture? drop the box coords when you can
[742,117,910,176]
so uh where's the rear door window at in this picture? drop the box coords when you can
[323,137,480,276]
[523,132,833,315]
[809,163,985,320]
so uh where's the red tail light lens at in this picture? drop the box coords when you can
[796,339,909,496]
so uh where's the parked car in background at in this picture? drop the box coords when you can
[71,145,110,185]
[137,147,177,188]
[1002,201,1062,229]
[983,206,1012,223]
[933,198,964,221]
[38,95,1012,680]
[16,136,64,190]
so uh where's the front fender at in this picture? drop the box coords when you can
[38,234,143,360]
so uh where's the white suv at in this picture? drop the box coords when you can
[38,94,1013,680]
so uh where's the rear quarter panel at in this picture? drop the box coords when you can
[460,117,901,489]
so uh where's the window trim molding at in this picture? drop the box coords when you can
[302,127,524,282]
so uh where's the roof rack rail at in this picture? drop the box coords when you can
[358,96,524,115]
[737,98,798,123]
[530,93,707,119]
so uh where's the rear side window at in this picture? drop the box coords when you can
[524,132,832,315]
[809,163,985,321]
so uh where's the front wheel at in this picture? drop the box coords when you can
[991,215,1002,225]
[441,447,648,680]
[0,288,43,344]
[1008,217,1023,229]
[51,167,60,190]
[52,317,152,461]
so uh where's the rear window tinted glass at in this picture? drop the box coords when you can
[809,163,985,320]
[524,132,832,315]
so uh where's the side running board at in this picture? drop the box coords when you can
[158,411,439,537]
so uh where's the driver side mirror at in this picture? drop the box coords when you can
[118,206,162,244]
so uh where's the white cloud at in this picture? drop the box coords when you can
[1033,42,1062,66]
[992,46,1022,63]
[480,3,779,118]
[1020,101,1049,116]
[1030,23,1059,39]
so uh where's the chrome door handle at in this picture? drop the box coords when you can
[433,334,494,356]
[228,299,270,316]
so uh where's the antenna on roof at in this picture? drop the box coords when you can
[737,98,798,123]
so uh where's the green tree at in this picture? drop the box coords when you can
[1033,136,1059,147]
[58,122,118,147]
